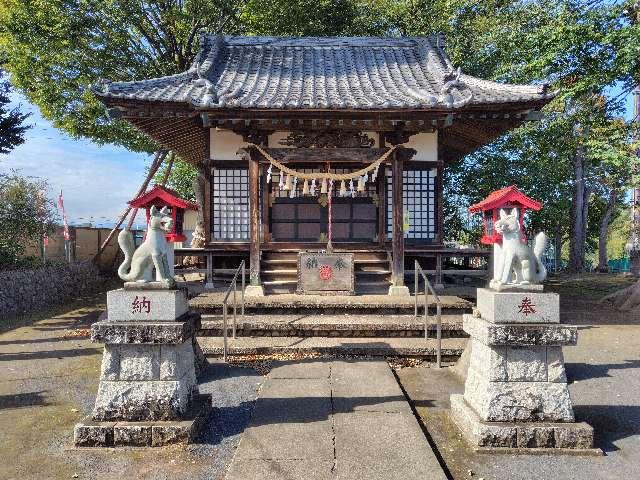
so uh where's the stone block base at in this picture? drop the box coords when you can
[450,394,599,454]
[388,285,410,297]
[91,314,198,345]
[75,394,211,447]
[463,315,577,346]
[244,285,265,297]
[107,288,188,321]
[477,288,559,323]
[91,338,198,421]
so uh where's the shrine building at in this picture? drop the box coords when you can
[93,35,553,294]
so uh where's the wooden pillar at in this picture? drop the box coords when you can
[260,166,271,242]
[392,150,404,287]
[377,165,386,248]
[248,152,261,286]
[436,162,444,244]
[435,253,443,288]
[201,159,212,244]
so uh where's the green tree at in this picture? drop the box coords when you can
[0,171,57,268]
[0,69,30,154]
[154,156,198,201]
[0,0,244,153]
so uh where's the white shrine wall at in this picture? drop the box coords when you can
[208,127,439,242]
[209,128,438,162]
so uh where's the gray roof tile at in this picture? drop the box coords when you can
[93,35,550,110]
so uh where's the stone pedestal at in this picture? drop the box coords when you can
[74,286,210,447]
[451,288,597,452]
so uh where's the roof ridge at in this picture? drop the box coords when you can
[214,34,445,47]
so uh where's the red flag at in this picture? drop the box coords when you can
[43,232,49,247]
[57,191,70,240]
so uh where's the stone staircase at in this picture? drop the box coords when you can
[261,249,392,295]
[193,293,472,359]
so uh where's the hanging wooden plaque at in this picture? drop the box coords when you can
[297,251,355,295]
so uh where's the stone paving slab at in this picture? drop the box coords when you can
[331,360,411,414]
[269,359,332,379]
[224,459,335,480]
[334,412,447,479]
[252,378,332,423]
[223,359,447,480]
[235,420,336,461]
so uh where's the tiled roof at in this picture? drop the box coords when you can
[468,185,542,213]
[93,35,551,111]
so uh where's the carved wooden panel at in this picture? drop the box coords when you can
[279,130,375,148]
[297,252,355,295]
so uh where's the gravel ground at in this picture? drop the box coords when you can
[0,298,265,480]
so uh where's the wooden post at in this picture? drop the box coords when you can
[435,253,444,289]
[392,149,404,287]
[436,162,444,244]
[248,151,261,286]
[202,159,212,244]
[260,166,271,242]
[377,165,386,248]
[205,252,214,289]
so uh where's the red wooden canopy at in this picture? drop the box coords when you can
[468,185,542,245]
[129,185,198,210]
[129,185,198,242]
[468,185,542,213]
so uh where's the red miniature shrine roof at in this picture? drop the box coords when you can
[129,185,198,210]
[468,185,542,213]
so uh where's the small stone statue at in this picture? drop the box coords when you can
[490,207,547,289]
[182,221,205,267]
[117,205,175,287]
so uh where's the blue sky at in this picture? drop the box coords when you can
[0,92,150,229]
[0,87,636,229]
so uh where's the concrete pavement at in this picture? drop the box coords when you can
[224,358,447,480]
[397,324,640,480]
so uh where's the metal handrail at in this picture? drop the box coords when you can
[414,260,442,368]
[222,260,245,362]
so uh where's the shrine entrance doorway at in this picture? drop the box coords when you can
[269,166,380,243]
[271,196,378,243]
[269,165,379,243]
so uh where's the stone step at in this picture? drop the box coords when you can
[191,292,473,315]
[197,336,467,358]
[199,313,465,338]
[260,265,391,277]
[261,258,390,266]
[262,250,388,261]
[261,251,298,261]
[356,266,391,274]
[261,259,297,266]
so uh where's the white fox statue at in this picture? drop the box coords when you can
[117,205,175,287]
[489,207,547,289]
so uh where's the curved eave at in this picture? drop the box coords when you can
[96,89,554,165]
